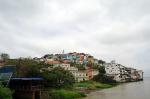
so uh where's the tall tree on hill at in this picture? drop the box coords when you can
[93,66,116,84]
[98,60,106,65]
[0,53,10,62]
[42,67,75,88]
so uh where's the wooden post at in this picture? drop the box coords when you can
[32,91,35,99]
[39,91,41,99]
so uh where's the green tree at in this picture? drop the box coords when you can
[93,66,116,84]
[5,58,55,78]
[5,58,43,77]
[98,60,105,65]
[5,59,18,65]
[0,84,12,99]
[76,64,86,70]
[16,59,42,77]
[0,53,10,62]
[98,66,106,74]
[42,67,75,88]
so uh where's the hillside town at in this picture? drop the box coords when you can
[0,52,143,83]
[33,52,143,82]
[0,52,144,99]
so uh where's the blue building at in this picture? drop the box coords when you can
[0,65,16,86]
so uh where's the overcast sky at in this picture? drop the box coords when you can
[0,0,150,76]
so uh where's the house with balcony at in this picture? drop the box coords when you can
[105,60,144,82]
[58,64,88,82]
[52,63,97,82]
[105,61,130,82]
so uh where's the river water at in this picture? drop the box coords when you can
[84,77,150,99]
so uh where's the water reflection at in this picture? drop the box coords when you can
[84,78,150,99]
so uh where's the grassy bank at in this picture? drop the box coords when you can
[49,81,117,99]
[49,89,86,99]
[0,85,13,99]
[47,80,118,99]
[74,80,115,90]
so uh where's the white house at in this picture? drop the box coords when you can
[105,60,129,82]
[137,70,144,80]
[105,60,144,82]
[57,64,88,82]
[73,71,88,82]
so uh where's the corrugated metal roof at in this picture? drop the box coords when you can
[11,77,44,80]
[0,65,16,73]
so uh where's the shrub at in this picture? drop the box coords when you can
[42,67,75,88]
[49,89,86,99]
[0,85,12,99]
[93,66,117,84]
[74,80,113,90]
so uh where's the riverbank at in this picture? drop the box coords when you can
[74,80,117,94]
[48,80,118,99]
[83,79,147,99]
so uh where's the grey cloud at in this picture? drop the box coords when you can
[0,0,41,17]
[0,0,150,76]
[105,0,150,21]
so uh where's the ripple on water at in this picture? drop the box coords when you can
[83,78,150,99]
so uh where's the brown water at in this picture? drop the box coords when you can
[83,78,150,99]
